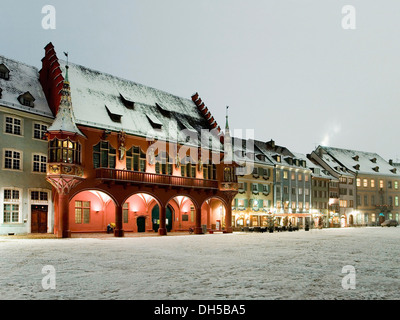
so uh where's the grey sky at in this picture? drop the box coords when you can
[1,0,400,161]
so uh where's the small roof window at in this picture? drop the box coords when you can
[119,93,134,109]
[18,91,35,107]
[146,113,163,130]
[0,64,10,80]
[105,105,123,123]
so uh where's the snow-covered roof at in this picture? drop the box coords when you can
[58,60,221,150]
[253,140,310,171]
[319,146,400,177]
[0,55,53,118]
[232,137,274,166]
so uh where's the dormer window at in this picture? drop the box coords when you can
[105,105,122,123]
[256,154,265,161]
[285,157,293,165]
[18,92,35,107]
[353,155,359,161]
[119,93,134,109]
[370,158,377,163]
[147,113,163,130]
[373,166,379,172]
[156,103,170,117]
[0,64,10,80]
[391,168,397,174]
[353,164,360,170]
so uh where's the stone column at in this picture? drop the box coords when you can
[114,204,124,237]
[225,205,233,233]
[195,207,203,234]
[58,193,71,238]
[159,205,167,236]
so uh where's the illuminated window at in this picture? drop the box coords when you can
[340,200,348,208]
[51,138,82,165]
[75,201,90,224]
[395,181,399,190]
[379,180,384,188]
[356,179,361,187]
[371,179,375,188]
[283,171,288,179]
[363,179,368,187]
[123,203,129,223]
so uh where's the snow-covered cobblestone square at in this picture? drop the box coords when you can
[1,227,399,300]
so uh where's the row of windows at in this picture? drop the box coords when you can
[3,115,48,140]
[276,201,310,211]
[93,141,217,180]
[356,195,399,207]
[276,170,310,182]
[238,182,271,194]
[2,149,47,173]
[356,178,399,189]
[276,186,310,196]
[234,199,272,210]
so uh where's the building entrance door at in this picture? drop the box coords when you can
[137,217,146,233]
[31,205,48,233]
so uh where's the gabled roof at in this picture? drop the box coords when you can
[317,146,400,177]
[0,55,53,118]
[58,60,222,150]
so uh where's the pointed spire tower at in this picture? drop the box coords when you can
[224,106,233,163]
[47,53,84,137]
[218,105,238,234]
[46,52,85,239]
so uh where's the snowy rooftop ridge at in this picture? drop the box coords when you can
[319,146,400,177]
[57,60,222,148]
[0,55,53,118]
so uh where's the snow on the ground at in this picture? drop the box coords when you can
[0,227,399,300]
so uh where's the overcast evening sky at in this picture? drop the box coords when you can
[1,1,400,161]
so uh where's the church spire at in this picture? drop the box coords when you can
[224,106,233,162]
[225,106,230,131]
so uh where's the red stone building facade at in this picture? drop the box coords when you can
[39,43,238,238]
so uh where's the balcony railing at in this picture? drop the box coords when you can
[95,168,219,189]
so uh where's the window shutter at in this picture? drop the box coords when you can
[258,200,263,209]
[244,182,248,191]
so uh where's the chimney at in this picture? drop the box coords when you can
[389,159,393,165]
